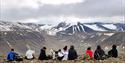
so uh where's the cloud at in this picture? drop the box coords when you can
[1,0,40,9]
[39,0,84,5]
[21,18,40,23]
[19,16,125,25]
[1,0,84,9]
[0,0,125,24]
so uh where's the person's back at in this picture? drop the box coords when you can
[94,45,105,60]
[57,49,64,60]
[39,47,47,60]
[7,49,23,61]
[108,45,118,58]
[62,46,68,60]
[86,47,93,59]
[7,49,18,61]
[49,49,56,59]
[25,49,35,60]
[68,45,78,60]
[7,51,15,61]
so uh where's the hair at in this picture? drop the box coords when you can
[70,45,74,50]
[97,45,101,50]
[112,44,117,49]
[11,49,14,51]
[63,46,68,51]
[43,47,46,50]
[58,49,61,52]
[87,47,91,50]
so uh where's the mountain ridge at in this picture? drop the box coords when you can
[0,21,125,36]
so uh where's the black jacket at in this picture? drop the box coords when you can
[68,49,78,60]
[94,49,105,60]
[108,49,118,58]
[38,49,47,60]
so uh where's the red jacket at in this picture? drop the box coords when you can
[86,50,93,59]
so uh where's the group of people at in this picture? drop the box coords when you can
[7,44,118,62]
[94,45,118,60]
[38,45,78,61]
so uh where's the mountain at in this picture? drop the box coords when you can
[55,22,125,35]
[0,21,125,55]
[0,21,125,35]
[0,21,44,31]
[0,21,46,55]
[102,32,125,46]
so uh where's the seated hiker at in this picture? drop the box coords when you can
[108,45,118,58]
[25,49,35,60]
[85,47,93,59]
[49,49,56,59]
[38,47,48,60]
[7,49,23,61]
[94,45,106,60]
[62,46,69,60]
[68,45,78,60]
[57,49,64,61]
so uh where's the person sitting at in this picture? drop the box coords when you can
[108,45,118,58]
[85,47,93,59]
[48,49,56,59]
[94,45,106,60]
[25,49,35,60]
[7,49,23,61]
[57,49,64,61]
[7,49,17,61]
[38,47,48,60]
[68,45,78,60]
[62,46,68,60]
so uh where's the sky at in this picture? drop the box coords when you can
[0,0,125,24]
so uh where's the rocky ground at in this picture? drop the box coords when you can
[0,53,125,63]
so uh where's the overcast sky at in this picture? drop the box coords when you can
[0,0,125,24]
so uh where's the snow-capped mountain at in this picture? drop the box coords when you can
[0,21,125,35]
[56,22,125,35]
[0,21,125,55]
[0,21,43,31]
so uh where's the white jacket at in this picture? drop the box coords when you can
[62,50,68,60]
[25,49,35,59]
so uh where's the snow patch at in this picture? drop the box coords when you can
[103,24,117,30]
[84,24,106,31]
[0,25,11,31]
[104,33,114,36]
[40,25,53,30]
[101,38,106,42]
[6,41,13,48]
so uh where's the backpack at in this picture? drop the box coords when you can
[14,53,23,61]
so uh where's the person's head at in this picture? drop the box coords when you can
[11,49,14,51]
[97,45,101,50]
[112,44,117,49]
[58,49,61,52]
[70,45,74,50]
[87,47,91,50]
[63,46,67,51]
[43,47,46,50]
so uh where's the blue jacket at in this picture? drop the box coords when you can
[7,51,16,61]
